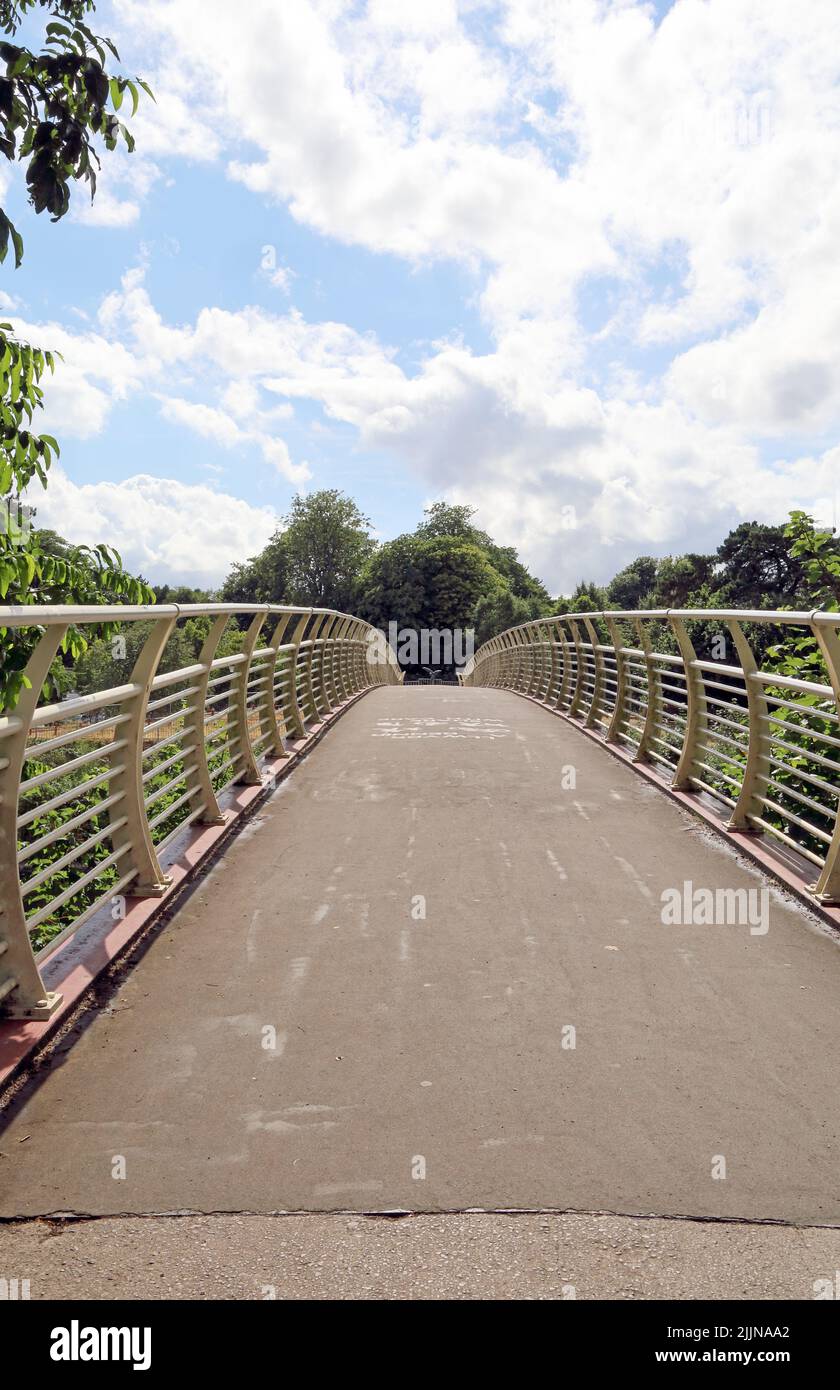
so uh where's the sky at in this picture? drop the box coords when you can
[5,0,840,595]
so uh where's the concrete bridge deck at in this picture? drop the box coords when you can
[2,685,840,1295]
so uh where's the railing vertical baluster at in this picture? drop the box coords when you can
[525,624,540,697]
[516,627,527,691]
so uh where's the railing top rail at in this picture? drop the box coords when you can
[0,602,379,629]
[478,607,840,647]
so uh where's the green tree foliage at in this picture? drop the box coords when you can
[282,489,376,610]
[652,553,713,608]
[359,533,505,633]
[1,526,152,705]
[567,579,607,613]
[713,520,806,609]
[415,501,551,605]
[0,0,152,707]
[417,536,507,631]
[782,510,840,610]
[71,612,244,696]
[473,588,547,647]
[220,529,290,605]
[415,501,480,541]
[220,491,377,610]
[152,583,215,605]
[606,555,658,611]
[354,532,425,632]
[0,0,149,244]
[356,500,551,656]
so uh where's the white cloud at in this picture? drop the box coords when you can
[9,271,308,483]
[24,469,277,587]
[18,1,840,589]
[158,394,308,482]
[71,153,161,228]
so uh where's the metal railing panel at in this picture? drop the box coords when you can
[0,603,401,1016]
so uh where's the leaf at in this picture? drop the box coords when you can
[0,558,15,598]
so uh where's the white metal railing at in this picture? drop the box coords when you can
[461,608,840,906]
[0,603,402,1019]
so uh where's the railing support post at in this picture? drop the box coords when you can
[582,616,605,727]
[284,613,310,739]
[184,614,230,826]
[233,612,269,786]
[261,613,292,754]
[725,619,770,833]
[301,614,328,723]
[317,615,339,712]
[669,614,704,790]
[604,615,628,743]
[554,620,573,710]
[567,619,586,718]
[633,618,660,764]
[0,625,68,1018]
[809,618,840,902]
[112,615,177,894]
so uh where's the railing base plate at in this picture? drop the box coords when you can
[5,990,63,1021]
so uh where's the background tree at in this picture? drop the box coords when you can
[606,556,657,611]
[652,553,713,608]
[281,489,376,610]
[219,530,289,605]
[356,501,552,666]
[781,511,840,610]
[567,579,607,613]
[473,589,547,647]
[713,521,806,609]
[355,532,425,633]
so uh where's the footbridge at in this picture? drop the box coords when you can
[2,603,840,1298]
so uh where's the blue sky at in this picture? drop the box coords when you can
[7,0,840,592]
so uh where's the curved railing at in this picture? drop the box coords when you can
[462,608,840,907]
[0,603,401,1019]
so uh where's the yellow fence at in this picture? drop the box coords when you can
[0,603,401,1019]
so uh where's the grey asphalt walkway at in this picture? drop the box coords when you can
[1,686,839,1240]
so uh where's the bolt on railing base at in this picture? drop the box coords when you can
[5,989,63,1021]
[810,886,840,906]
[134,876,173,896]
